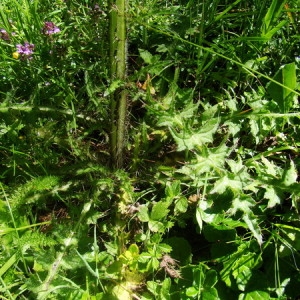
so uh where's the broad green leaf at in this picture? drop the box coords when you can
[156,243,172,253]
[139,49,153,64]
[148,220,165,232]
[202,103,220,121]
[227,195,263,245]
[226,157,244,174]
[264,186,281,208]
[161,278,171,300]
[147,257,160,271]
[233,265,252,291]
[196,199,217,231]
[174,197,188,213]
[221,243,262,289]
[267,62,297,113]
[249,118,259,143]
[165,180,181,199]
[157,102,198,128]
[202,288,219,300]
[157,115,183,128]
[238,290,270,300]
[203,225,236,243]
[164,237,191,265]
[138,252,152,263]
[275,278,290,298]
[147,280,159,295]
[112,284,131,300]
[126,244,139,257]
[150,202,170,220]
[106,260,123,275]
[204,270,218,288]
[186,286,198,297]
[224,120,241,136]
[137,205,149,222]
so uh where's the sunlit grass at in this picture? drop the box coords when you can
[0,0,300,299]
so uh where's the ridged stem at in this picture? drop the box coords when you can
[109,0,127,169]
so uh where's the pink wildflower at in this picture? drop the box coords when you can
[42,22,60,35]
[16,42,35,59]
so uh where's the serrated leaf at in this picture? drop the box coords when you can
[103,79,123,97]
[175,197,188,213]
[170,118,219,151]
[261,156,277,176]
[157,102,198,128]
[264,186,281,208]
[138,252,152,263]
[178,144,228,179]
[165,180,181,199]
[156,243,172,253]
[139,49,154,64]
[196,199,217,231]
[149,220,165,232]
[210,175,243,194]
[229,196,256,215]
[226,157,246,175]
[283,160,297,186]
[157,115,182,127]
[161,277,171,296]
[243,214,263,246]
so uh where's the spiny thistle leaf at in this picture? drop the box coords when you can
[169,118,219,151]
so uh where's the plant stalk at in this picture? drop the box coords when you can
[109,0,128,169]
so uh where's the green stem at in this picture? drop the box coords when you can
[109,0,128,169]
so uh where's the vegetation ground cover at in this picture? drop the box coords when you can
[0,0,300,299]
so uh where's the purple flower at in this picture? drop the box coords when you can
[42,22,60,35]
[16,42,35,59]
[0,29,10,41]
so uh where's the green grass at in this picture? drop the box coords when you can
[0,0,300,299]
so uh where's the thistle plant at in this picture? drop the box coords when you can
[0,0,300,299]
